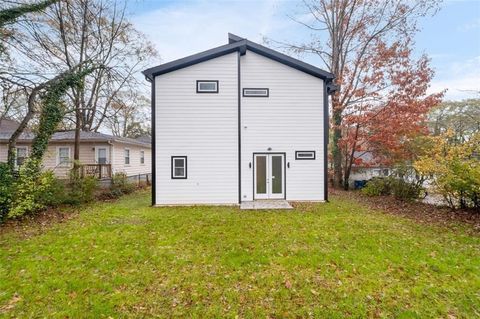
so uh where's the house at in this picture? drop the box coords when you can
[0,119,151,179]
[143,33,336,206]
[348,151,392,188]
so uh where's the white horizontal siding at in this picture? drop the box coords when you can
[240,51,325,201]
[154,52,238,205]
[111,142,151,177]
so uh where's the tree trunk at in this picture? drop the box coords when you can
[331,107,343,188]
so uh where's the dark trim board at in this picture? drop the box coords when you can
[143,34,334,82]
[171,156,188,179]
[150,79,156,206]
[252,152,287,200]
[237,52,242,203]
[323,81,329,202]
[196,80,219,93]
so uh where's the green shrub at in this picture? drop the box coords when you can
[361,177,391,196]
[66,173,98,205]
[390,178,423,201]
[0,163,13,220]
[109,172,135,198]
[8,159,59,219]
[362,176,423,201]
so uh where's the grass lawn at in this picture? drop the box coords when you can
[1,190,479,318]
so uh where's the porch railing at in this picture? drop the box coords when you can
[72,164,112,179]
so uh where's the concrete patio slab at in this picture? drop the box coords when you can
[240,200,293,210]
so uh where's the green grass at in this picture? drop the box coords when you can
[1,191,479,318]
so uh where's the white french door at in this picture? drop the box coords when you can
[254,154,285,199]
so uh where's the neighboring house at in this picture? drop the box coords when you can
[0,119,151,179]
[348,151,392,188]
[143,33,336,206]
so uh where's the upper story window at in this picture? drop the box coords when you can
[243,88,269,97]
[16,146,28,167]
[140,150,145,164]
[124,149,130,165]
[196,80,218,93]
[171,156,187,179]
[295,151,316,160]
[57,146,71,167]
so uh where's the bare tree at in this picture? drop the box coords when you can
[6,0,157,161]
[105,91,150,138]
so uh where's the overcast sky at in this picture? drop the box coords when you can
[130,0,480,101]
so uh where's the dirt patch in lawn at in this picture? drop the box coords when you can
[0,206,80,239]
[331,188,480,234]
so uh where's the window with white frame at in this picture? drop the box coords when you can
[96,147,108,164]
[140,150,145,164]
[57,147,71,166]
[16,146,28,167]
[124,149,130,165]
[171,156,187,179]
[196,80,218,93]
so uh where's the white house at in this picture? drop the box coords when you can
[143,33,336,206]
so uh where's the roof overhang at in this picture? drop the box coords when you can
[142,33,335,83]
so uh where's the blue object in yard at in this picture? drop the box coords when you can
[354,180,367,189]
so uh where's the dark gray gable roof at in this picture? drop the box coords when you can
[142,33,334,82]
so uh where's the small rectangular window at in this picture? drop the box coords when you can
[57,147,71,166]
[243,88,269,97]
[16,146,28,167]
[124,149,130,165]
[171,156,187,179]
[140,150,145,164]
[295,151,316,160]
[196,80,218,93]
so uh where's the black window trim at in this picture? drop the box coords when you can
[295,150,316,160]
[242,88,269,97]
[196,80,219,93]
[171,156,187,179]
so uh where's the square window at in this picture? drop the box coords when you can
[196,80,218,93]
[171,156,187,179]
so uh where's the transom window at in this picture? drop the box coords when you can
[57,147,71,166]
[295,151,316,160]
[124,149,130,165]
[171,156,187,179]
[243,88,269,97]
[196,80,218,93]
[16,146,28,167]
[140,150,145,164]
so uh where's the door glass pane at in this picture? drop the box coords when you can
[256,156,267,194]
[98,148,107,164]
[271,156,282,194]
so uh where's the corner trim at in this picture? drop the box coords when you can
[323,81,329,202]
[151,78,156,206]
[237,51,242,204]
